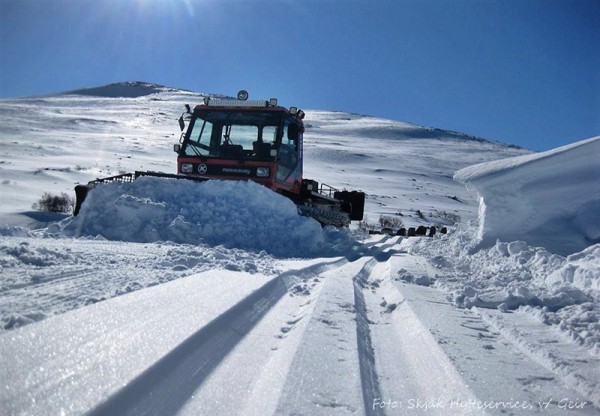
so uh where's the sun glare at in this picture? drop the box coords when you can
[134,0,197,18]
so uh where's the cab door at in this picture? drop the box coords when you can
[274,121,303,192]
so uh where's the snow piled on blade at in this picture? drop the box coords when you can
[454,136,600,255]
[58,177,345,257]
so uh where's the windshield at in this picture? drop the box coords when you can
[182,110,284,160]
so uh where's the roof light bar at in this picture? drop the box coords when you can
[200,91,282,109]
[205,99,269,108]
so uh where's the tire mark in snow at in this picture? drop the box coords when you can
[477,309,600,410]
[274,260,367,414]
[382,273,600,415]
[274,241,399,415]
[174,261,349,415]
[353,258,385,416]
[87,258,348,416]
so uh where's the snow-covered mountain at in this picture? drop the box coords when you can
[1,82,598,415]
[0,81,527,226]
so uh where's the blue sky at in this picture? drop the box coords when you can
[1,0,598,151]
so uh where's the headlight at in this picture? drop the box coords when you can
[181,163,193,173]
[256,167,270,177]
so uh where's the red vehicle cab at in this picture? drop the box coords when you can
[175,95,306,196]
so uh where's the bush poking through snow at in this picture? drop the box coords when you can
[32,192,74,213]
[430,210,461,225]
[358,215,404,233]
[379,215,404,229]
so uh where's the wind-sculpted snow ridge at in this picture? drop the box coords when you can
[58,177,356,258]
[455,136,600,256]
[405,225,600,356]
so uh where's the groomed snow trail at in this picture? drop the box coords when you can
[1,237,598,415]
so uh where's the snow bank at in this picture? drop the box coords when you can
[0,225,35,238]
[437,136,600,354]
[59,177,349,257]
[405,226,600,355]
[455,136,600,255]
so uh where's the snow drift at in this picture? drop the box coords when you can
[455,136,600,255]
[59,177,348,258]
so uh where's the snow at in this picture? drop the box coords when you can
[1,82,599,414]
[59,176,344,258]
[405,224,600,356]
[455,136,600,255]
[0,269,274,416]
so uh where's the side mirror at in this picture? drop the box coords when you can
[173,144,181,153]
[287,124,299,140]
[178,116,185,131]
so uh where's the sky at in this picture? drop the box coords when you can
[0,0,598,151]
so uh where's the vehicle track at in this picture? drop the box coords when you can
[8,236,597,415]
[353,258,385,416]
[477,308,600,409]
[273,240,396,415]
[9,236,517,416]
[382,252,600,415]
[87,257,350,416]
[86,237,395,416]
[273,259,363,414]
